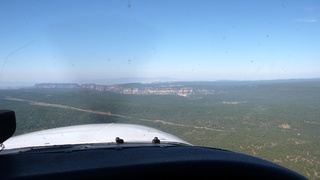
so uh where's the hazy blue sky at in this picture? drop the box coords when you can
[0,0,319,84]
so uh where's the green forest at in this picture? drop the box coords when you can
[1,79,319,179]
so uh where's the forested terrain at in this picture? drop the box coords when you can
[1,79,319,179]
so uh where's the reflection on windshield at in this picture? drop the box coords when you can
[0,0,319,179]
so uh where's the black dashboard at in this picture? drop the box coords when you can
[1,145,306,179]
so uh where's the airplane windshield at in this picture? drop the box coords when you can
[0,0,319,179]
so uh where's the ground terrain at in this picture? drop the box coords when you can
[1,79,319,179]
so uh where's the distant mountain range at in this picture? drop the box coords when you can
[0,77,175,89]
[34,82,215,97]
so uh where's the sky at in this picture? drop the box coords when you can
[0,0,319,85]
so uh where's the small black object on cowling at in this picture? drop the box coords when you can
[115,137,124,144]
[152,137,160,144]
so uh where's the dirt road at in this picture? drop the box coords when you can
[4,96,230,132]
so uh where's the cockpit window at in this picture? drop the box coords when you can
[0,0,319,179]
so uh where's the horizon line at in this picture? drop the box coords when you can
[1,78,320,89]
